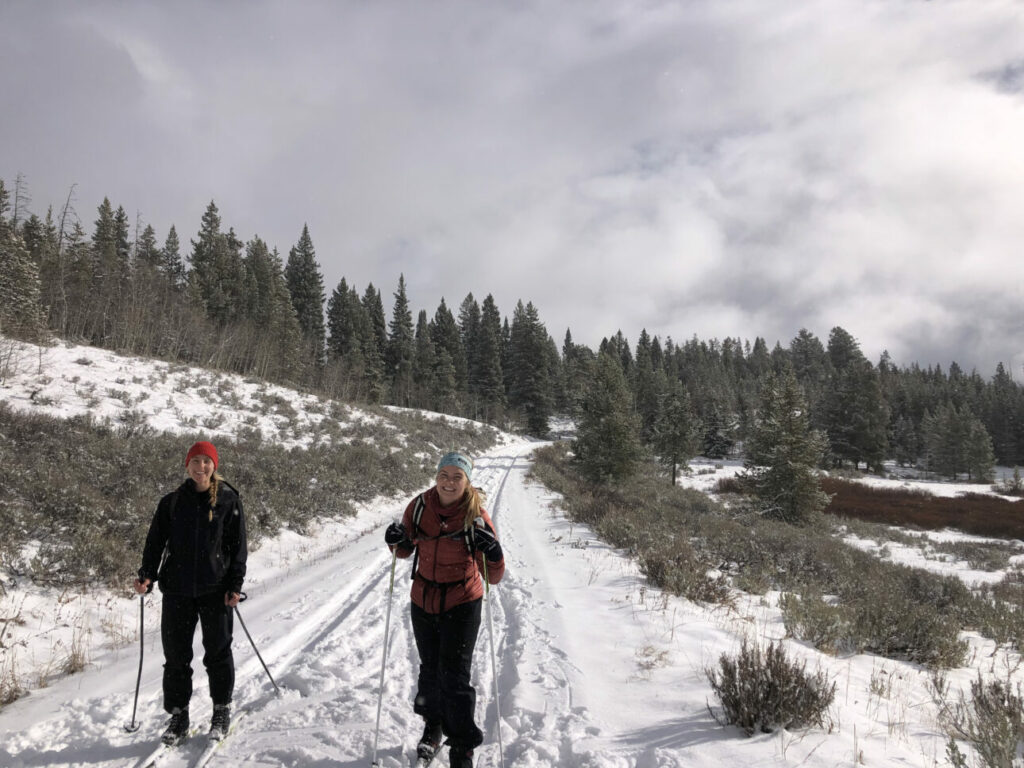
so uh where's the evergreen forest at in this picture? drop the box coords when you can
[1,176,1021,483]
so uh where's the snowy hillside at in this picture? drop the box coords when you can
[0,339,1022,767]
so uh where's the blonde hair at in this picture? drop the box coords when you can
[461,485,487,531]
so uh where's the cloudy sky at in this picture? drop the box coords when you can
[2,0,1022,374]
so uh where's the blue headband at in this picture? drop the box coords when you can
[437,452,473,482]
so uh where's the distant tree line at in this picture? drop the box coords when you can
[1,176,1020,483]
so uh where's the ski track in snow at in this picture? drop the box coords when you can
[3,439,1021,767]
[0,442,671,767]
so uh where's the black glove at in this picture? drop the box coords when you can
[473,526,503,563]
[385,522,410,547]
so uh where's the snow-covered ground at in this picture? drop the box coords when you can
[2,440,1021,767]
[1,338,1022,767]
[0,337,508,712]
[0,337,389,449]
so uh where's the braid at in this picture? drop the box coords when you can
[207,472,223,522]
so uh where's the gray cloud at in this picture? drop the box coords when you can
[2,0,1022,376]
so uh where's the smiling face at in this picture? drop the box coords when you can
[187,454,215,492]
[436,466,469,507]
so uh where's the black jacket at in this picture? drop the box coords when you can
[139,479,247,597]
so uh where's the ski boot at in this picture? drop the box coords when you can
[161,707,189,746]
[448,744,473,768]
[209,704,231,741]
[417,720,443,762]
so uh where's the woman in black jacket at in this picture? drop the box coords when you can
[133,440,247,745]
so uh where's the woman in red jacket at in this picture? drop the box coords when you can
[385,452,505,768]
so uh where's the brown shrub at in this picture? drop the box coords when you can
[706,638,836,735]
[822,478,1024,540]
[714,476,747,494]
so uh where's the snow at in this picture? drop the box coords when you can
[0,337,384,449]
[1,338,1022,766]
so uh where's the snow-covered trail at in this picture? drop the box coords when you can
[0,440,980,768]
[0,441,696,768]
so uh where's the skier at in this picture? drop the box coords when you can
[133,440,247,746]
[385,451,505,768]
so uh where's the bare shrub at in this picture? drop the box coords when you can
[118,408,153,438]
[706,638,835,736]
[780,593,849,655]
[639,541,731,605]
[780,572,968,668]
[939,674,1024,768]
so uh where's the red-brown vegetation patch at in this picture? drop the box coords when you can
[822,478,1024,540]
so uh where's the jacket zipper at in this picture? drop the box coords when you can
[192,495,201,597]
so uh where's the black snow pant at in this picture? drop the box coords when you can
[160,591,235,713]
[411,598,484,751]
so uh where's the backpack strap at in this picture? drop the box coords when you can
[410,494,426,581]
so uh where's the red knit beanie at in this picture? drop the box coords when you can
[185,441,219,470]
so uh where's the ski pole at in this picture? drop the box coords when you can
[124,593,144,733]
[234,594,281,698]
[481,558,505,768]
[371,549,398,768]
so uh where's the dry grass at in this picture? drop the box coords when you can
[0,648,25,707]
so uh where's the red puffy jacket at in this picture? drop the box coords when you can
[394,487,505,614]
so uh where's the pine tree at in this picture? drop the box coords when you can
[29,209,62,332]
[654,380,700,485]
[0,226,46,342]
[892,415,919,467]
[284,224,326,366]
[984,363,1020,465]
[113,205,131,284]
[10,173,29,232]
[748,336,772,379]
[160,225,186,288]
[823,328,889,471]
[633,329,666,444]
[62,220,94,339]
[507,300,551,436]
[826,326,861,372]
[701,400,735,459]
[361,283,387,402]
[432,298,466,396]
[789,328,831,430]
[136,224,160,270]
[89,197,120,342]
[965,419,996,482]
[477,294,505,423]
[326,278,359,362]
[744,369,829,524]
[387,275,415,406]
[432,346,459,414]
[188,201,228,322]
[412,310,437,409]
[20,213,46,263]
[573,351,642,483]
[241,239,305,383]
[560,328,593,420]
[923,403,995,482]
